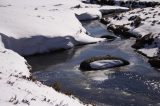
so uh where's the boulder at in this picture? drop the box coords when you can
[148,58,160,68]
[100,18,110,25]
[80,55,129,71]
[107,24,135,38]
[132,33,154,49]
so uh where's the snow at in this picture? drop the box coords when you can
[0,48,86,106]
[107,6,160,57]
[0,6,103,55]
[0,48,30,77]
[99,5,128,14]
[90,60,124,69]
[75,8,102,20]
[0,0,129,55]
[138,48,159,57]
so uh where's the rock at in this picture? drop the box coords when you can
[132,16,142,28]
[132,33,154,49]
[148,58,160,68]
[72,4,82,9]
[100,18,110,25]
[108,25,129,34]
[80,55,129,71]
[95,0,160,8]
[107,24,135,38]
[128,15,138,21]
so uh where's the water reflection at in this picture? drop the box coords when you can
[25,48,76,72]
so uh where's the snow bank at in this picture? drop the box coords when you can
[74,5,128,20]
[107,6,160,58]
[0,0,129,55]
[0,3,103,55]
[0,48,85,106]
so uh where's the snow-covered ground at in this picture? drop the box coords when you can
[0,0,130,105]
[107,6,160,58]
[0,48,87,106]
[0,0,128,55]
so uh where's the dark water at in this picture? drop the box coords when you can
[26,20,160,106]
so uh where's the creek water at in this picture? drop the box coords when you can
[26,20,160,106]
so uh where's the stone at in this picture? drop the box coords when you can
[80,55,129,71]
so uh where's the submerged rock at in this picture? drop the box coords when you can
[80,55,129,71]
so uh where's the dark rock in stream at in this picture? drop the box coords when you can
[132,33,154,49]
[107,24,136,38]
[80,55,129,71]
[148,58,160,68]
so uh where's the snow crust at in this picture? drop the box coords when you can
[90,60,123,69]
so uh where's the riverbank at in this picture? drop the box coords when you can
[101,5,160,68]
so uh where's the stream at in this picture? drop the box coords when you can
[26,20,160,106]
